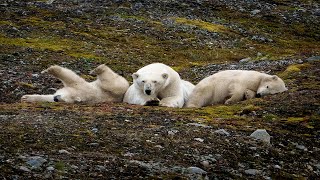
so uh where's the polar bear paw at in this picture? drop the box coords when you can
[144,98,160,106]
[159,101,180,108]
[244,89,256,100]
[41,65,61,74]
[90,64,108,75]
[21,95,34,102]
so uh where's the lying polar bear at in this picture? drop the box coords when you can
[186,70,288,108]
[123,63,195,108]
[21,64,129,104]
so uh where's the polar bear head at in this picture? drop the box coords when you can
[132,72,169,96]
[257,75,287,97]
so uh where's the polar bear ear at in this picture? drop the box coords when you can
[162,73,168,79]
[272,75,278,80]
[132,73,139,79]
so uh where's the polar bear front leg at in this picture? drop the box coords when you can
[159,96,184,108]
[244,89,256,100]
[225,89,246,104]
[21,95,55,103]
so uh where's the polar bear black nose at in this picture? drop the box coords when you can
[145,90,151,95]
[255,93,261,98]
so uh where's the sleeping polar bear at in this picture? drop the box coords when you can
[21,64,129,104]
[186,70,288,108]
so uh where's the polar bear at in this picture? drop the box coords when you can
[21,64,129,104]
[123,63,195,108]
[186,70,287,108]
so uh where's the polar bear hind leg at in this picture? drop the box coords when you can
[42,65,86,87]
[21,94,55,103]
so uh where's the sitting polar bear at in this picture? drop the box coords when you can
[21,64,129,104]
[123,63,195,108]
[186,70,288,108]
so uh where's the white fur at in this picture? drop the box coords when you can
[21,64,129,104]
[123,63,195,108]
[186,70,287,108]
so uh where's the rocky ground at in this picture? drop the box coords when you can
[0,0,319,179]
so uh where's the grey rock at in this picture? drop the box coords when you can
[315,163,320,170]
[19,166,31,172]
[46,0,55,5]
[306,56,320,62]
[245,169,260,175]
[88,143,99,147]
[130,160,152,170]
[186,166,207,174]
[201,160,210,168]
[154,145,164,149]
[200,155,217,164]
[314,9,320,16]
[194,138,204,142]
[251,9,261,15]
[238,163,245,168]
[91,128,98,133]
[32,74,39,78]
[274,165,281,169]
[168,130,178,135]
[47,166,55,171]
[296,144,307,151]
[249,147,257,150]
[96,165,106,171]
[58,149,71,154]
[71,165,79,169]
[26,156,47,169]
[214,129,230,136]
[239,57,251,63]
[250,129,271,144]
[186,123,211,128]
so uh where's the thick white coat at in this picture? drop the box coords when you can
[21,65,129,103]
[186,70,287,108]
[123,63,195,108]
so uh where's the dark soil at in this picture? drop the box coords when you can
[0,0,319,179]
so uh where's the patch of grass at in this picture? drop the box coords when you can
[195,105,244,120]
[0,33,101,60]
[263,114,278,121]
[286,117,305,123]
[20,16,66,30]
[174,17,229,33]
[55,161,66,171]
[19,82,36,89]
[278,63,310,79]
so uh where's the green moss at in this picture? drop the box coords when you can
[279,63,310,79]
[174,17,228,33]
[196,105,243,120]
[0,20,17,26]
[21,16,66,30]
[216,8,320,60]
[19,82,36,89]
[0,33,101,60]
[287,117,305,122]
[55,161,66,171]
[263,114,278,121]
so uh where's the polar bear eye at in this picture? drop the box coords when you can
[152,81,157,83]
[266,86,269,88]
[141,80,145,83]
